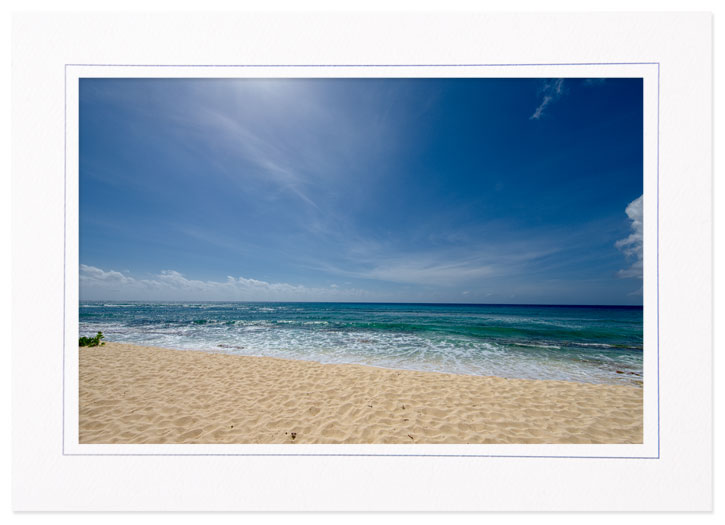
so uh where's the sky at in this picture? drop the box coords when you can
[79,77,643,304]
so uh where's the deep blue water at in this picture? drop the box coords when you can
[79,302,643,386]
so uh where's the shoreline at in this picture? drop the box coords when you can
[86,339,643,387]
[80,342,643,444]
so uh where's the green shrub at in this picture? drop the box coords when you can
[79,332,105,347]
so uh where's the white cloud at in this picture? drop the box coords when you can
[79,265,370,302]
[79,264,134,284]
[530,79,565,120]
[615,195,643,279]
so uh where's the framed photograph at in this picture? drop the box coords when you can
[12,11,713,511]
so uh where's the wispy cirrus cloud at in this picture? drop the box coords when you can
[615,195,643,279]
[163,80,402,213]
[306,234,561,288]
[530,79,565,120]
[318,257,496,287]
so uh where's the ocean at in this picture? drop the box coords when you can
[79,302,643,387]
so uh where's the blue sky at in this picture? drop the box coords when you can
[79,77,643,304]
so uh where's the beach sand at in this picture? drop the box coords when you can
[79,342,643,444]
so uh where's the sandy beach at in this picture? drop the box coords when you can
[79,342,643,444]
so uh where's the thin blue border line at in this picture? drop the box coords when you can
[64,62,659,459]
[656,63,661,459]
[66,62,658,67]
[62,65,67,454]
[63,453,659,459]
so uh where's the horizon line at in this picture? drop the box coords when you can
[79,300,643,308]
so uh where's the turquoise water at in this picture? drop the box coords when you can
[79,302,643,386]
